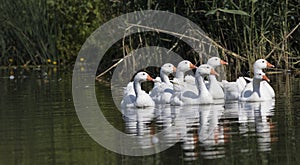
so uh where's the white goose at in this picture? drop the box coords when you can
[180,64,218,105]
[175,60,197,82]
[121,72,155,108]
[184,57,227,98]
[149,63,176,104]
[223,77,247,101]
[253,59,275,98]
[206,57,228,99]
[170,60,197,105]
[239,70,273,102]
[223,59,274,101]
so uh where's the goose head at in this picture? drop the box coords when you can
[134,72,154,83]
[253,59,274,70]
[161,63,176,75]
[207,57,228,68]
[196,64,219,77]
[177,60,197,72]
[253,71,270,82]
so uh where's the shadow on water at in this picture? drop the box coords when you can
[0,68,300,164]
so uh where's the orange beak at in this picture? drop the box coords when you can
[266,61,275,68]
[189,63,197,69]
[173,67,177,72]
[262,75,270,82]
[220,60,228,65]
[210,69,219,76]
[147,75,154,81]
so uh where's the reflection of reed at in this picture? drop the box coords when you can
[283,74,293,135]
[284,74,291,98]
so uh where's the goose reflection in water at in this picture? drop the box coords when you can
[224,100,276,152]
[122,107,158,149]
[121,105,188,151]
[121,100,276,159]
[121,105,201,156]
[197,104,227,160]
[175,105,200,161]
[239,100,276,152]
[166,104,226,161]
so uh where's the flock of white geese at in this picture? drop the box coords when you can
[121,57,275,108]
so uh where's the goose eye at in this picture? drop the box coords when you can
[142,73,145,75]
[169,65,171,67]
[262,61,265,63]
[215,58,218,61]
[185,62,188,64]
[207,66,209,69]
[258,73,262,76]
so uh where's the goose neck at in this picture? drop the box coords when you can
[196,75,209,94]
[134,81,143,97]
[175,71,185,82]
[252,78,261,97]
[160,71,171,84]
[253,67,263,73]
[209,75,217,83]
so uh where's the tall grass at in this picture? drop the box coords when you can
[0,0,299,76]
[0,0,111,66]
[0,0,57,65]
[196,0,300,73]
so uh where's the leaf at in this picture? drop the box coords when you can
[205,8,249,17]
[205,9,218,16]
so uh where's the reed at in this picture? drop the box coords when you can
[0,0,56,65]
[0,0,299,76]
[0,0,111,66]
[182,0,300,75]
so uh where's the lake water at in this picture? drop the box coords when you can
[1,67,300,164]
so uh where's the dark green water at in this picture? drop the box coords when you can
[1,68,300,164]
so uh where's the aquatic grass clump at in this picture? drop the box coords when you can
[0,0,111,66]
[0,0,57,66]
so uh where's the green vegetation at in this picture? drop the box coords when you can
[0,0,299,75]
[0,0,112,66]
